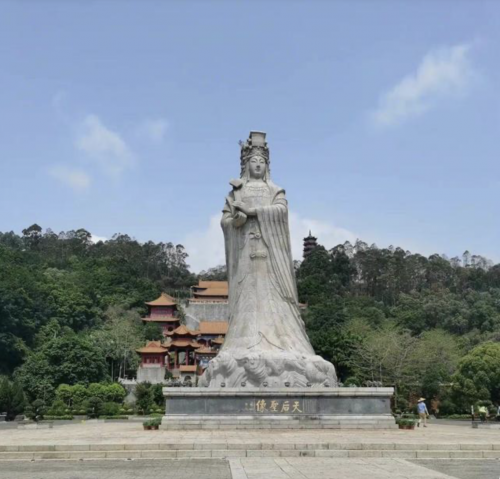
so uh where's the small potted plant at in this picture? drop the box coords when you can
[396,417,417,430]
[143,417,161,430]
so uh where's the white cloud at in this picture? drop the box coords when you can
[136,118,169,143]
[372,43,476,127]
[90,234,107,243]
[184,214,226,273]
[49,165,91,192]
[183,211,357,273]
[76,115,134,176]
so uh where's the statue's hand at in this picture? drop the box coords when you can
[233,201,256,216]
[232,212,247,228]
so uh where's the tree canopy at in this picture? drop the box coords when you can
[297,241,500,410]
[0,226,195,376]
[1,225,499,413]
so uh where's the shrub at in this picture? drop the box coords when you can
[436,399,459,416]
[101,402,121,417]
[87,383,106,401]
[44,415,74,420]
[396,418,417,427]
[46,399,67,416]
[54,382,126,408]
[135,382,154,414]
[0,377,26,420]
[72,409,87,416]
[143,417,162,427]
[400,413,418,419]
[55,384,73,405]
[151,384,165,407]
[25,399,46,422]
[440,414,471,420]
[103,383,126,403]
[86,396,103,418]
[70,385,88,405]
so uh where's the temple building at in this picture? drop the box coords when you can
[141,293,181,335]
[136,341,169,383]
[164,324,201,370]
[184,280,229,330]
[194,321,228,370]
[136,321,227,383]
[136,288,229,384]
[191,280,228,301]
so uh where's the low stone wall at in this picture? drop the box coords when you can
[162,387,396,429]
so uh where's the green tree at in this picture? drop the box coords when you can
[408,330,461,401]
[15,332,107,401]
[22,224,43,251]
[143,322,163,341]
[91,306,144,380]
[452,342,500,407]
[349,323,418,389]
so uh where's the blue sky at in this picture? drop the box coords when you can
[0,1,499,271]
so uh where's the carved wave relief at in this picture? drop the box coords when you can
[198,350,337,388]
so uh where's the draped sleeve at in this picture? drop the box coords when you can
[255,188,299,304]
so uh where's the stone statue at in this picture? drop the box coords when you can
[200,132,337,388]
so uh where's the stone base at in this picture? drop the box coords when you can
[162,387,396,430]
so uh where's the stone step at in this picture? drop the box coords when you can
[2,443,500,452]
[1,449,500,460]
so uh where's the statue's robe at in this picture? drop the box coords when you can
[200,179,337,388]
[220,180,314,355]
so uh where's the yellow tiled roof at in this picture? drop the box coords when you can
[145,293,177,307]
[198,321,229,335]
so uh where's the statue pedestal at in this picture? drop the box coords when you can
[161,387,396,429]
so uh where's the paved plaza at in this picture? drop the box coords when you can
[1,420,499,448]
[1,422,499,478]
[0,459,231,479]
[0,458,499,479]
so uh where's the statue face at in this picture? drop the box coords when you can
[248,155,267,179]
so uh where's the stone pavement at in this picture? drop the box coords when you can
[1,458,499,479]
[1,420,498,447]
[1,422,500,478]
[0,459,231,479]
[411,460,500,479]
[230,458,500,478]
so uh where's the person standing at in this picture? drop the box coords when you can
[478,405,488,422]
[417,398,429,427]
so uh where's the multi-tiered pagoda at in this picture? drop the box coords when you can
[303,231,318,259]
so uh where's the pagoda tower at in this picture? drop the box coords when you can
[142,293,181,336]
[303,231,318,259]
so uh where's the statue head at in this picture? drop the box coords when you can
[240,131,270,181]
[247,154,267,179]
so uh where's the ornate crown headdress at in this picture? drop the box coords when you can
[239,131,270,169]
